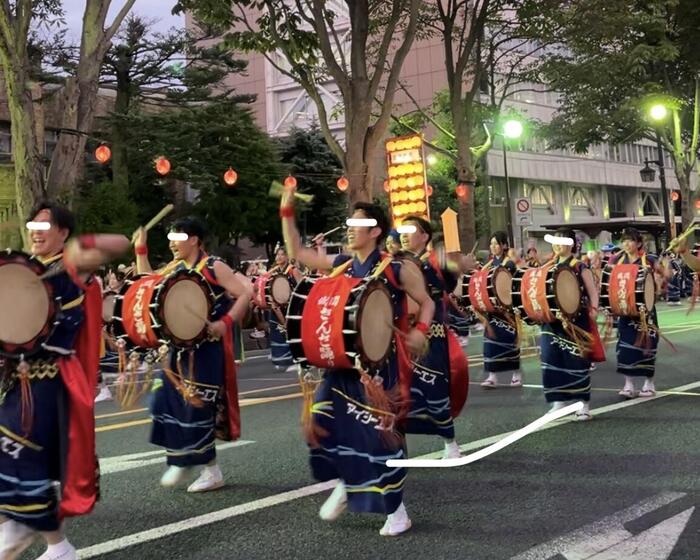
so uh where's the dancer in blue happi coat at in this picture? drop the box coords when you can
[539,229,603,421]
[399,216,468,459]
[609,228,660,399]
[266,247,300,370]
[134,218,251,493]
[281,192,434,537]
[480,231,522,388]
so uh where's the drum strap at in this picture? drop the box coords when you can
[62,294,85,311]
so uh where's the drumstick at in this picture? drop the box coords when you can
[469,242,478,256]
[311,226,343,244]
[269,180,314,203]
[131,204,174,244]
[386,321,406,338]
[185,304,211,325]
[668,223,697,251]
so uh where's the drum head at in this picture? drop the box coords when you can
[493,268,513,307]
[554,268,581,316]
[0,264,50,344]
[102,293,117,323]
[358,284,394,364]
[270,275,292,305]
[162,278,210,342]
[643,272,655,310]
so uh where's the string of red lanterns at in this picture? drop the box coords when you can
[223,167,238,187]
[455,183,468,199]
[95,145,111,164]
[284,175,297,189]
[155,156,171,176]
[337,176,349,192]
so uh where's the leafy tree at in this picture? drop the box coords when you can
[530,0,700,227]
[175,0,421,204]
[275,125,347,241]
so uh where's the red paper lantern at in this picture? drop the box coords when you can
[337,176,349,192]
[455,184,467,198]
[284,175,297,189]
[223,167,238,187]
[155,156,171,176]
[671,191,679,202]
[95,145,111,164]
[383,180,390,193]
[695,199,700,210]
[427,185,433,196]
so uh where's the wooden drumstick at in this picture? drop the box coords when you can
[185,304,211,325]
[131,204,174,244]
[385,321,406,338]
[469,242,478,256]
[311,226,343,244]
[668,223,697,251]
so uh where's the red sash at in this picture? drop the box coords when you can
[221,316,241,440]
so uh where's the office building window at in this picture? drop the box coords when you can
[608,188,626,218]
[525,183,553,207]
[642,191,660,216]
[570,187,589,208]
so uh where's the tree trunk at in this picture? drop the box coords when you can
[111,80,132,189]
[3,67,45,248]
[676,168,693,230]
[454,134,477,252]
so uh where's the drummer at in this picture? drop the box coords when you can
[539,230,603,420]
[399,216,466,459]
[266,246,301,371]
[609,228,660,398]
[385,229,402,256]
[480,231,523,388]
[0,202,129,560]
[134,217,252,493]
[280,191,434,536]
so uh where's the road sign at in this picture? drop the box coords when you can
[515,197,532,226]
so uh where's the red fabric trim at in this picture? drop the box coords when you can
[63,255,87,291]
[75,279,103,385]
[221,316,241,440]
[414,321,429,335]
[57,356,98,519]
[447,329,469,417]
[587,313,606,363]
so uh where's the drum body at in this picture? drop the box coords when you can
[0,250,58,357]
[600,264,655,317]
[286,276,394,371]
[464,266,513,314]
[519,264,581,324]
[113,269,215,349]
[254,273,293,309]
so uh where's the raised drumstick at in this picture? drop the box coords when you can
[131,204,174,244]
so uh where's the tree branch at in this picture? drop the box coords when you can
[104,0,138,46]
[307,0,349,97]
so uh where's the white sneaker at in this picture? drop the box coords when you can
[285,365,297,373]
[319,482,347,521]
[187,465,225,493]
[94,385,113,403]
[250,329,266,339]
[35,540,77,560]
[442,441,461,459]
[549,401,566,412]
[0,520,36,560]
[379,503,412,536]
[458,336,470,346]
[160,465,192,488]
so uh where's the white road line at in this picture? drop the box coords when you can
[77,379,700,558]
[99,441,255,475]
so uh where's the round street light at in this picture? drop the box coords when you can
[426,154,438,166]
[503,120,524,139]
[649,104,668,122]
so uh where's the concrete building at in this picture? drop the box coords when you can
[192,7,684,251]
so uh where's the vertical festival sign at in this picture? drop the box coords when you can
[385,134,430,225]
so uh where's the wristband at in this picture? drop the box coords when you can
[135,245,148,256]
[414,321,429,335]
[79,234,97,249]
[279,206,294,218]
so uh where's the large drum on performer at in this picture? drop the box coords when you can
[463,266,513,314]
[286,275,394,371]
[600,264,655,317]
[113,269,215,349]
[102,291,117,324]
[518,264,581,324]
[0,250,59,357]
[254,273,293,310]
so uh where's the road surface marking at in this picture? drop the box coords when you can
[509,492,692,560]
[78,379,700,557]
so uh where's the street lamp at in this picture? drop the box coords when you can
[644,102,674,242]
[500,118,523,246]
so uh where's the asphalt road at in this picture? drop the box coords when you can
[23,303,700,559]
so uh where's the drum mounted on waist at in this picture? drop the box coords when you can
[0,250,60,358]
[600,264,655,317]
[112,269,215,349]
[254,272,293,310]
[463,266,513,314]
[518,263,581,324]
[286,274,395,371]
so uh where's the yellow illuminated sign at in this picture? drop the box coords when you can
[385,134,430,225]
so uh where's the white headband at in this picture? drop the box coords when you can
[26,221,51,231]
[346,218,378,227]
[397,225,417,234]
[167,232,189,241]
[544,234,574,246]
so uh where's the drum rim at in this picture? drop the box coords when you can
[353,279,394,371]
[156,269,215,349]
[268,273,293,306]
[492,266,514,309]
[0,251,59,357]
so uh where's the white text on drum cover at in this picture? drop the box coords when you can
[616,271,631,315]
[317,295,341,366]
[0,436,24,460]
